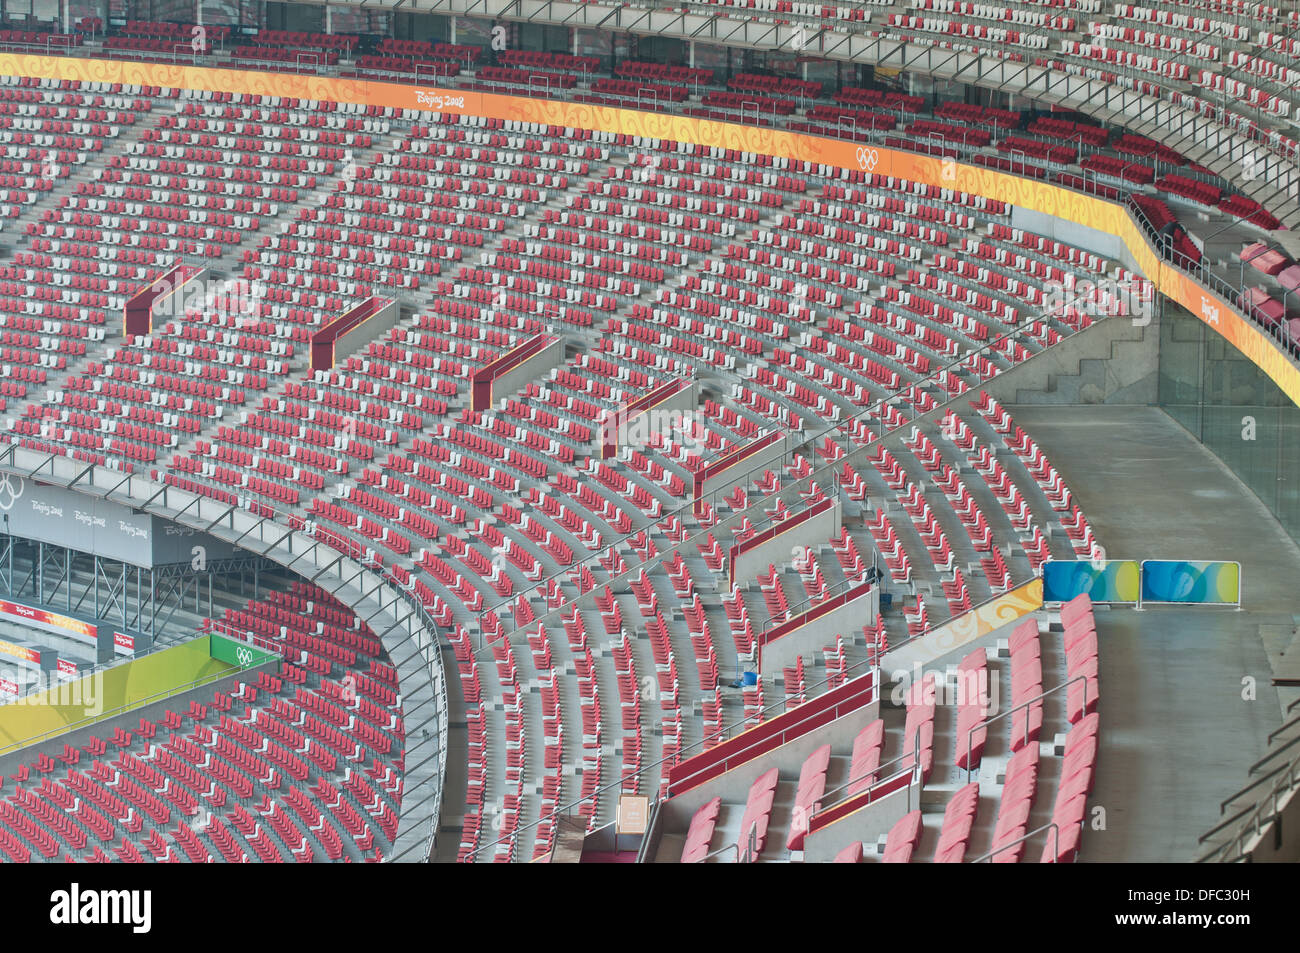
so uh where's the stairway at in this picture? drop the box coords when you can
[983,313,1159,406]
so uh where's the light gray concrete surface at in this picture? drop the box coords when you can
[1007,404,1300,861]
[987,314,1160,408]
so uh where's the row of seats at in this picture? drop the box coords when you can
[0,95,1129,862]
[0,584,403,863]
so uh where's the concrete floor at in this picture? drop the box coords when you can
[1008,404,1300,862]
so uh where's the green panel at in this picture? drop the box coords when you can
[210,633,278,669]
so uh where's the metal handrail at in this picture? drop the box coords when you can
[694,821,759,863]
[798,761,922,856]
[10,48,1300,868]
[1198,799,1260,846]
[20,42,1299,354]
[693,840,741,863]
[1218,753,1298,816]
[663,666,879,796]
[964,673,1089,782]
[969,820,1060,863]
[1198,754,1300,862]
[465,659,877,862]
[1266,708,1300,745]
[14,15,1300,187]
[201,617,294,656]
[755,549,873,644]
[468,573,1047,861]
[808,726,922,818]
[478,285,1083,650]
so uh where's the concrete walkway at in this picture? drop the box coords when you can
[1007,404,1300,862]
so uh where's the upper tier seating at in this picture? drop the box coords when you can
[11,3,1300,229]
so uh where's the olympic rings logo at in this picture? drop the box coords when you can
[0,473,24,512]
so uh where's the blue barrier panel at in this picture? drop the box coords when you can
[1042,559,1141,603]
[1140,560,1241,605]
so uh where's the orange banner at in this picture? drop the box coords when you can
[2,51,1296,405]
[0,638,39,665]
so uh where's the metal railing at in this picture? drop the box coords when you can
[7,40,1300,865]
[1128,196,1300,365]
[465,571,1047,860]
[464,656,879,861]
[804,726,923,825]
[970,820,1061,863]
[963,672,1089,782]
[695,821,759,863]
[1197,748,1300,863]
[473,279,1093,654]
[666,668,879,794]
[13,30,1300,305]
[11,11,1300,203]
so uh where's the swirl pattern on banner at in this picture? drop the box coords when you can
[900,578,1043,664]
[3,52,1298,406]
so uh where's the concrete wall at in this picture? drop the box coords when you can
[605,378,700,458]
[801,779,920,862]
[658,703,880,823]
[732,500,841,588]
[700,433,791,502]
[1240,785,1300,862]
[883,600,1038,673]
[760,585,879,675]
[493,337,566,408]
[985,312,1161,407]
[1011,207,1137,276]
[336,299,400,366]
